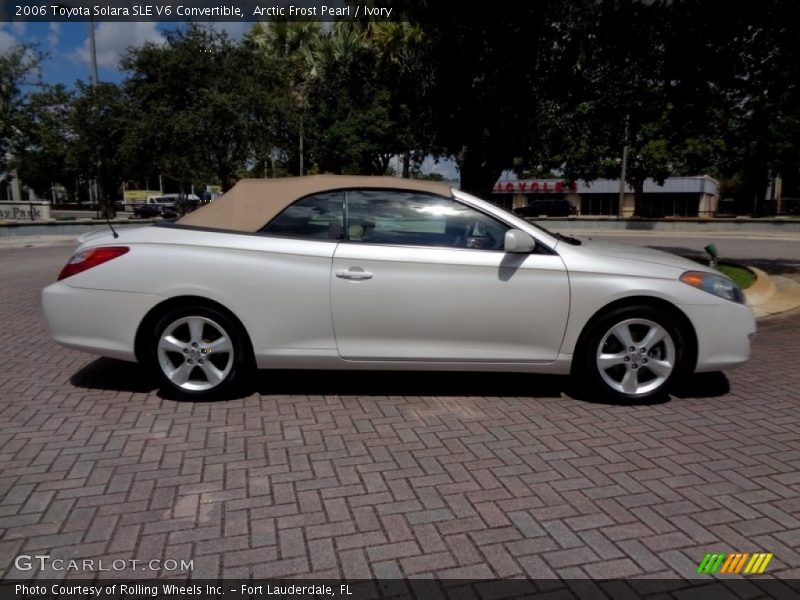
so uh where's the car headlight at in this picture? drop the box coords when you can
[680,271,745,304]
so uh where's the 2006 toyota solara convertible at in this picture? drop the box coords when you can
[42,175,756,402]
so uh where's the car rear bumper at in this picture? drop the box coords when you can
[42,281,162,362]
[682,302,756,372]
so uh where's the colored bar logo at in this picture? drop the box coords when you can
[697,552,773,574]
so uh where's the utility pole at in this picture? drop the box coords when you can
[299,118,304,176]
[87,11,100,217]
[88,15,99,86]
[618,114,629,217]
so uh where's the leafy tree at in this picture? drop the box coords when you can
[16,84,77,200]
[122,25,288,192]
[245,21,322,176]
[557,1,677,211]
[557,0,800,214]
[1,45,42,174]
[394,2,598,197]
[247,20,429,177]
[710,0,800,211]
[69,82,135,217]
[246,20,322,59]
[361,22,429,178]
[303,24,406,174]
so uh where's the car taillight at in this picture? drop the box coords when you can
[57,246,129,281]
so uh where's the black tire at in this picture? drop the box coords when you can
[574,304,688,403]
[149,304,251,400]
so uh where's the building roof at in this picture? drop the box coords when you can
[576,176,718,195]
[177,175,452,232]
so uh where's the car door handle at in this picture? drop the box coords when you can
[336,268,373,281]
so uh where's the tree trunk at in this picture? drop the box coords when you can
[402,150,411,178]
[219,163,234,193]
[458,144,504,199]
[178,183,187,216]
[98,176,116,219]
[99,195,115,219]
[746,165,769,215]
[632,178,645,217]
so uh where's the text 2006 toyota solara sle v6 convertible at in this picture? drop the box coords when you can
[42,175,755,402]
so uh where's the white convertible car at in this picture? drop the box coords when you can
[42,176,755,402]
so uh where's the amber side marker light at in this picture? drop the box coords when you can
[680,271,706,289]
[58,247,130,281]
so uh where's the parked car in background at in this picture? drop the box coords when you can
[132,203,163,219]
[775,197,800,216]
[131,194,202,218]
[43,175,755,402]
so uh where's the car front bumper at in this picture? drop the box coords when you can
[682,301,757,372]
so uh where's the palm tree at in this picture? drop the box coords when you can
[247,21,426,177]
[245,21,322,58]
[246,22,323,175]
[362,23,426,177]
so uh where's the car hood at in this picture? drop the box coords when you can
[567,237,706,272]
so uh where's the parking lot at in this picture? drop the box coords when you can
[1,245,799,580]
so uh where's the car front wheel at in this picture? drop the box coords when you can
[578,305,686,403]
[151,305,249,399]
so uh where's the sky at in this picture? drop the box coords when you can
[0,19,460,180]
[0,20,248,85]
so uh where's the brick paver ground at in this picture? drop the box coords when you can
[1,246,799,580]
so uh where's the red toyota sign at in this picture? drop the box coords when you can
[493,180,577,194]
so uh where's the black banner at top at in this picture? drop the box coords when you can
[1,0,398,22]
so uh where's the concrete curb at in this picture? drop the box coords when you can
[745,268,800,319]
[0,220,154,239]
[752,278,800,318]
[0,234,79,249]
[744,267,777,306]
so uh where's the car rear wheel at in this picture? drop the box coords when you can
[578,305,686,403]
[151,305,249,399]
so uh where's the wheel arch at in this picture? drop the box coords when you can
[572,296,698,374]
[134,295,255,366]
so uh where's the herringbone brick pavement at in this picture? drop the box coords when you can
[1,246,799,580]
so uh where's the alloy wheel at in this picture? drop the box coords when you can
[157,316,234,391]
[595,318,676,396]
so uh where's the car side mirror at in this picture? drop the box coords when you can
[504,229,536,253]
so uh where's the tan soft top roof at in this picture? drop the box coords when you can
[177,175,453,232]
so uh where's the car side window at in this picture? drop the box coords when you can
[346,190,509,250]
[260,192,344,240]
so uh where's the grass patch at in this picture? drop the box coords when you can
[686,256,756,289]
[717,263,756,289]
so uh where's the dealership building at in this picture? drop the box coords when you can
[490,175,719,217]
